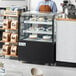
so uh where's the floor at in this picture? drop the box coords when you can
[0,57,76,76]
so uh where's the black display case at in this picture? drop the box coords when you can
[18,11,56,65]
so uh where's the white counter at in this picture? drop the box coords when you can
[56,18,76,63]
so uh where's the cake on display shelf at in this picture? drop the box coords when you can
[42,36,51,40]
[29,34,38,39]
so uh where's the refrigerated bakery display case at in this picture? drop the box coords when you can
[18,11,56,65]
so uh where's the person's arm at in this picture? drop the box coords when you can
[52,2,57,13]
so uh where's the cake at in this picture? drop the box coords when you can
[29,34,37,39]
[43,36,51,40]
[30,17,36,21]
[38,17,45,22]
[38,27,45,31]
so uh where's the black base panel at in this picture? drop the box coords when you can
[56,61,76,68]
[18,41,56,65]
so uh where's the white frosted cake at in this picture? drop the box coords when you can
[38,17,45,22]
[29,34,37,39]
[43,36,51,40]
[30,18,36,21]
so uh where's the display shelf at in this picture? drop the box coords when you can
[23,38,52,43]
[24,20,52,25]
[22,11,55,17]
[3,10,19,17]
[23,30,52,34]
[0,40,18,44]
[3,15,19,17]
[0,28,18,30]
[1,53,18,57]
[0,9,21,58]
[0,8,19,58]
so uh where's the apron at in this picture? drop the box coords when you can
[39,5,52,13]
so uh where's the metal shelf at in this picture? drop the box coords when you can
[23,38,52,43]
[24,20,52,25]
[3,54,18,57]
[0,40,18,44]
[0,28,18,30]
[23,30,52,35]
[21,11,56,17]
